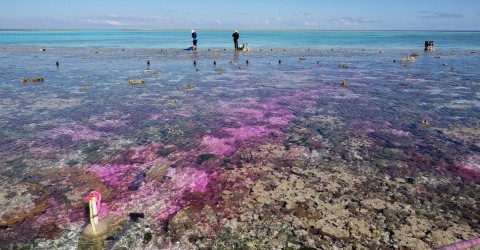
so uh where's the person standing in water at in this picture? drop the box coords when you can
[191,30,198,49]
[232,30,239,50]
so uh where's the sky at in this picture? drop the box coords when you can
[1,0,479,30]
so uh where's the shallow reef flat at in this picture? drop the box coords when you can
[0,47,479,249]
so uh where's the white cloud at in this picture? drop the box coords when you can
[333,16,374,26]
[254,20,271,25]
[105,20,122,26]
[81,15,171,27]
[303,21,318,27]
[235,12,252,16]
[81,19,105,24]
[158,8,175,13]
[417,11,463,19]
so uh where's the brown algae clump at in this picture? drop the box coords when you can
[32,168,111,210]
[20,77,45,83]
[177,83,196,90]
[146,162,172,182]
[31,77,44,82]
[0,182,49,227]
[128,79,145,85]
[421,119,429,125]
[400,56,416,62]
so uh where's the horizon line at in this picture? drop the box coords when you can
[1,28,479,32]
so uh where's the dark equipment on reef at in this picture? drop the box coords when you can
[128,166,152,191]
[425,41,435,51]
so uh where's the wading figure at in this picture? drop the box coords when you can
[191,30,197,49]
[232,30,239,50]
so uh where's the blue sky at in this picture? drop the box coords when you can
[1,0,479,30]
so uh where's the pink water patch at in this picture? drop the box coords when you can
[43,125,105,142]
[89,164,134,190]
[150,114,163,120]
[28,145,58,155]
[225,125,276,141]
[257,101,282,111]
[156,205,182,220]
[172,167,210,193]
[35,197,88,228]
[93,119,129,129]
[87,169,205,221]
[268,115,295,125]
[461,156,480,172]
[201,126,277,155]
[88,162,215,222]
[203,91,324,155]
[222,90,321,128]
[154,168,214,219]
[201,136,236,155]
[383,128,411,137]
[87,143,166,190]
[317,86,346,94]
[230,108,265,121]
[35,198,61,224]
[125,143,164,163]
[275,90,319,103]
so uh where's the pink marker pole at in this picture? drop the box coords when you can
[438,238,480,250]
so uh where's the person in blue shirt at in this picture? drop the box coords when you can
[184,30,197,51]
[191,30,198,48]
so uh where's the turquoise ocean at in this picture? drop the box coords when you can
[1,29,479,49]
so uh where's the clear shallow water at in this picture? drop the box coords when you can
[0,44,479,248]
[1,30,480,49]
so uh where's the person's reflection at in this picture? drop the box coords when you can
[233,50,239,64]
[192,49,198,68]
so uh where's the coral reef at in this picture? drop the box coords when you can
[157,143,480,249]
[1,48,479,249]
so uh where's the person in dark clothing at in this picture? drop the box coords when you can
[232,30,239,50]
[191,30,198,48]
